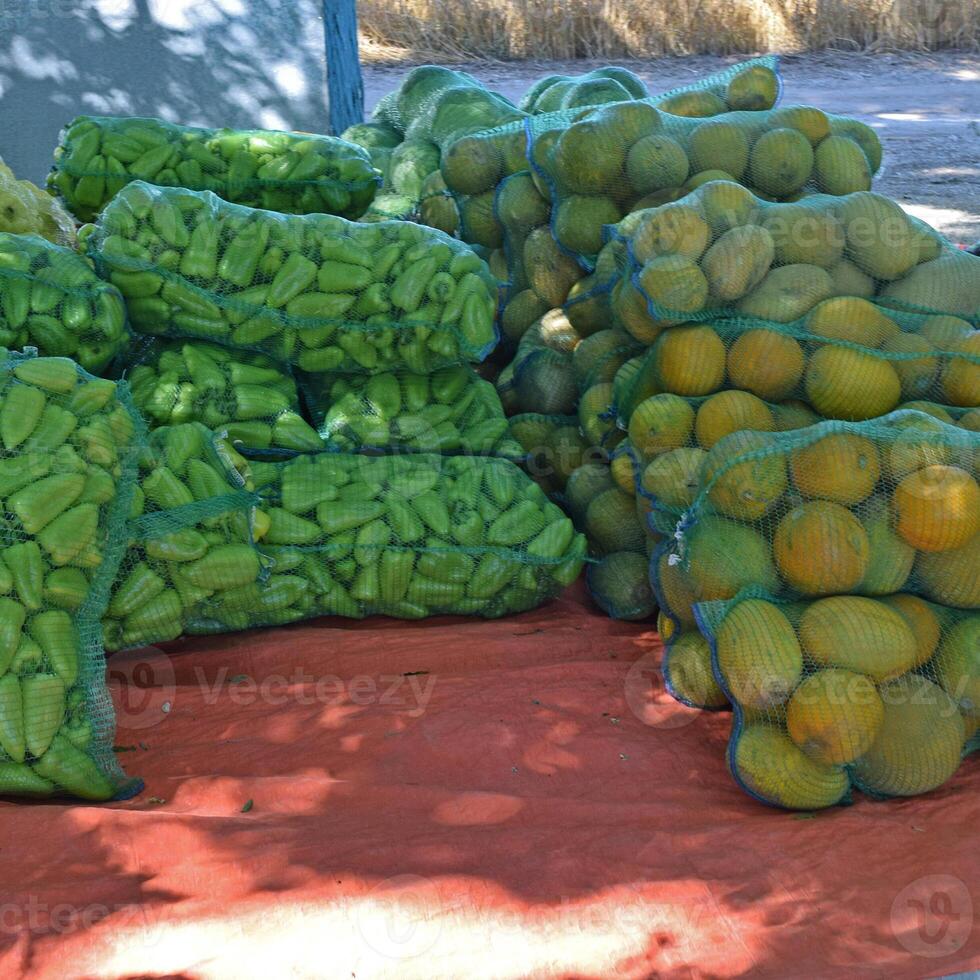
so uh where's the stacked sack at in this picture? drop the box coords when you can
[663,411,978,809]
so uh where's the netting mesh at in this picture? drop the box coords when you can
[300,365,523,457]
[103,423,259,652]
[696,589,978,810]
[0,232,129,373]
[85,182,500,374]
[122,337,323,451]
[49,115,381,223]
[184,451,588,627]
[0,351,144,799]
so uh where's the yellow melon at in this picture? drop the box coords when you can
[650,324,727,397]
[727,328,805,402]
[703,430,787,521]
[788,433,880,505]
[935,615,980,718]
[666,631,728,708]
[880,594,942,668]
[893,464,979,552]
[694,390,775,450]
[628,392,696,460]
[804,346,901,420]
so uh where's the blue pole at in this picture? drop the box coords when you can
[324,0,364,135]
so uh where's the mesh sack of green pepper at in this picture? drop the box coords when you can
[0,351,145,800]
[84,182,500,375]
[123,337,323,451]
[49,115,381,223]
[0,232,128,373]
[300,365,523,457]
[102,422,261,652]
[695,589,978,810]
[186,451,587,628]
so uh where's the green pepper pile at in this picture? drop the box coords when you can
[49,115,380,222]
[0,353,143,800]
[102,423,260,652]
[0,233,128,373]
[127,339,323,451]
[86,182,499,375]
[303,365,523,457]
[188,452,585,628]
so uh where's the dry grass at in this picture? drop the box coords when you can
[357,0,980,61]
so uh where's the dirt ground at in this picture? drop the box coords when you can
[363,51,980,245]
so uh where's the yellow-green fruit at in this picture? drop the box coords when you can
[684,517,780,600]
[941,332,980,408]
[936,616,980,717]
[804,346,901,420]
[800,596,918,681]
[459,191,503,248]
[853,676,965,797]
[760,204,845,268]
[628,392,695,458]
[515,354,578,416]
[566,277,611,337]
[419,171,460,236]
[769,106,831,145]
[631,204,711,262]
[826,258,875,299]
[585,487,646,555]
[772,400,821,431]
[881,593,942,667]
[694,390,775,450]
[501,290,550,345]
[683,169,737,192]
[658,90,727,117]
[593,100,662,143]
[814,135,873,195]
[726,65,779,111]
[574,329,637,389]
[883,333,939,400]
[837,192,919,281]
[650,324,727,397]
[611,278,664,346]
[666,632,728,708]
[879,252,980,321]
[562,77,633,109]
[703,429,787,520]
[588,551,657,620]
[858,500,916,595]
[656,552,698,630]
[638,255,709,317]
[716,600,803,710]
[789,432,881,505]
[830,118,882,172]
[441,134,502,195]
[733,724,849,810]
[727,328,805,402]
[688,121,750,180]
[641,447,707,511]
[697,180,758,234]
[749,128,814,197]
[524,226,584,307]
[496,172,550,232]
[546,424,589,484]
[916,537,980,609]
[488,247,508,281]
[918,314,975,351]
[553,120,627,194]
[579,382,618,447]
[701,225,775,301]
[565,462,615,524]
[625,134,689,196]
[554,194,622,255]
[737,264,834,323]
[806,296,900,347]
[883,412,953,481]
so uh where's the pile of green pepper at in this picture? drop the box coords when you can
[186,452,587,628]
[303,365,523,456]
[102,422,260,652]
[0,353,143,799]
[127,339,323,451]
[86,182,500,375]
[0,233,128,373]
[49,115,380,222]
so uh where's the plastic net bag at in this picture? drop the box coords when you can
[606,184,978,333]
[0,232,128,373]
[696,589,978,809]
[123,338,323,451]
[0,155,76,245]
[0,352,145,800]
[102,423,260,652]
[49,115,381,223]
[85,182,500,374]
[300,365,522,457]
[182,451,587,627]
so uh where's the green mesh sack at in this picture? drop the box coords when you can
[123,337,323,451]
[0,232,128,373]
[375,66,491,138]
[606,184,978,334]
[0,352,145,800]
[696,588,979,809]
[85,182,500,374]
[102,423,260,652]
[501,310,583,417]
[181,451,586,628]
[49,115,381,223]
[300,365,522,457]
[340,120,402,183]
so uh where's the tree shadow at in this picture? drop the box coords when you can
[0,0,331,183]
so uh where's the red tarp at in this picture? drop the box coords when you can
[1,582,977,978]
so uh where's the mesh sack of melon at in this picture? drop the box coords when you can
[101,423,260,652]
[300,364,522,457]
[84,182,500,376]
[49,115,380,223]
[0,352,146,800]
[123,337,323,452]
[0,232,129,373]
[652,409,979,714]
[170,451,586,629]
